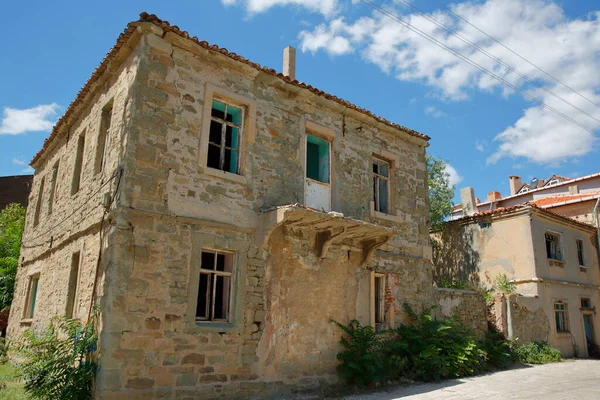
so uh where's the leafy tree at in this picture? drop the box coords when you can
[0,203,26,311]
[426,154,455,230]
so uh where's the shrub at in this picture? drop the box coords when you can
[479,332,514,369]
[512,342,561,364]
[16,313,98,399]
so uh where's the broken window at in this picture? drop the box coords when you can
[71,132,86,195]
[581,298,592,310]
[207,100,242,174]
[374,273,385,325]
[373,159,390,214]
[554,302,569,333]
[23,274,40,319]
[545,232,563,261]
[306,135,330,183]
[47,162,59,215]
[576,239,585,266]
[95,102,112,175]
[33,177,45,227]
[196,250,234,322]
[65,251,81,318]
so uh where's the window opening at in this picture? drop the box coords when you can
[33,177,45,227]
[95,103,112,174]
[576,239,585,266]
[581,298,592,310]
[374,274,385,325]
[545,232,562,260]
[306,135,330,183]
[48,162,59,215]
[24,275,40,319]
[373,159,390,214]
[207,100,242,174]
[71,132,86,195]
[554,302,569,333]
[196,250,234,322]
[65,252,80,318]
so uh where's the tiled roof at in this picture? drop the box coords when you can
[31,12,430,166]
[529,191,600,207]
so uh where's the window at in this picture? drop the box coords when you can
[581,298,592,310]
[554,302,569,333]
[576,239,585,266]
[71,132,86,195]
[196,250,234,322]
[48,162,59,215]
[207,100,242,174]
[95,103,112,174]
[545,232,563,260]
[373,274,386,325]
[23,274,40,319]
[33,177,45,227]
[65,252,81,318]
[306,135,330,183]
[373,159,390,214]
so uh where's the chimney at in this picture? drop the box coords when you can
[568,185,579,195]
[509,175,522,195]
[487,191,502,202]
[460,187,478,216]
[283,46,296,81]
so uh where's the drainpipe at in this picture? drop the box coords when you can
[594,198,600,261]
[506,294,514,339]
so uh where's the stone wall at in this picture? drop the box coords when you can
[435,288,488,338]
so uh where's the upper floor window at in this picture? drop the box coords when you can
[66,251,81,319]
[373,159,390,214]
[545,232,563,261]
[581,298,592,310]
[196,250,234,323]
[207,100,242,174]
[554,301,569,333]
[306,134,330,183]
[33,177,45,227]
[47,162,59,215]
[95,102,113,175]
[71,131,86,195]
[576,239,585,267]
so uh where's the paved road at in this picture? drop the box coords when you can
[343,360,600,400]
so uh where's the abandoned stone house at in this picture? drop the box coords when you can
[435,186,600,358]
[7,13,435,399]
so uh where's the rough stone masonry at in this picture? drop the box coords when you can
[8,13,438,399]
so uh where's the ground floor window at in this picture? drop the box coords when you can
[196,250,234,322]
[372,273,386,327]
[554,302,569,333]
[23,274,40,319]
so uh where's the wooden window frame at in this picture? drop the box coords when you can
[554,301,569,333]
[576,239,585,267]
[94,101,113,175]
[23,274,40,320]
[373,158,391,214]
[195,249,235,324]
[545,231,563,261]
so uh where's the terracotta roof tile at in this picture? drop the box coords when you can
[31,12,430,166]
[529,191,600,207]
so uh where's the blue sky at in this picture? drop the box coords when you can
[1,0,599,203]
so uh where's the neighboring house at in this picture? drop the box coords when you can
[7,13,433,399]
[435,187,600,358]
[0,175,33,209]
[451,173,600,226]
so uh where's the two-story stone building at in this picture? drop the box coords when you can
[7,13,433,399]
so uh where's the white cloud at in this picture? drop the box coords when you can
[0,103,60,135]
[12,157,27,165]
[424,106,447,118]
[444,163,463,187]
[221,0,339,17]
[296,0,600,164]
[475,139,486,152]
[21,166,34,174]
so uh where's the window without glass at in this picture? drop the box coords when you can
[374,274,385,325]
[48,162,59,215]
[576,239,585,266]
[71,132,86,195]
[207,100,242,174]
[23,274,40,319]
[373,159,390,214]
[554,302,569,333]
[95,103,112,175]
[196,250,234,322]
[545,232,563,260]
[581,298,592,309]
[65,252,81,318]
[33,177,45,227]
[306,135,330,183]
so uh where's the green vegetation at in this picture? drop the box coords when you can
[512,342,561,364]
[0,363,30,400]
[0,204,26,311]
[16,313,98,399]
[426,154,455,231]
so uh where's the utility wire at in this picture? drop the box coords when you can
[390,0,600,125]
[359,0,599,137]
[444,4,600,111]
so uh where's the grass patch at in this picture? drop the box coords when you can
[0,363,30,400]
[513,342,561,364]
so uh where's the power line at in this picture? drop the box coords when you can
[444,4,600,111]
[390,0,600,125]
[359,0,599,138]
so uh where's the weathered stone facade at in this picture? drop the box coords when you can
[435,288,488,338]
[8,14,434,399]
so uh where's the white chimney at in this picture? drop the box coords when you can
[283,46,296,81]
[460,187,478,216]
[509,176,522,195]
